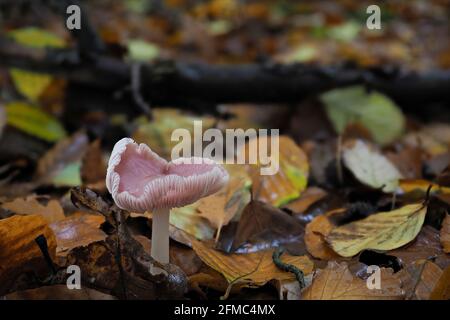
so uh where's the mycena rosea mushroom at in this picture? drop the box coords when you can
[106,138,228,272]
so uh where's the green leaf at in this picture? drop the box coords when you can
[127,39,160,62]
[5,101,66,142]
[8,27,65,101]
[321,86,405,146]
[327,20,361,42]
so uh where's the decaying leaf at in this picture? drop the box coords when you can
[305,215,339,260]
[430,266,450,300]
[49,212,106,257]
[302,261,404,300]
[170,205,215,241]
[192,239,313,287]
[246,135,309,207]
[321,86,405,146]
[283,187,327,214]
[4,285,116,300]
[1,195,65,223]
[327,203,427,257]
[441,214,450,253]
[343,139,403,193]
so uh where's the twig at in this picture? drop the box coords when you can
[272,247,305,289]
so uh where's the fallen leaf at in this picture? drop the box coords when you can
[49,212,106,257]
[430,266,450,300]
[343,139,403,193]
[246,135,309,207]
[0,214,57,291]
[397,260,443,300]
[81,139,106,185]
[127,39,160,62]
[192,239,313,287]
[440,214,450,253]
[4,285,116,300]
[321,86,405,146]
[397,179,450,195]
[8,27,65,102]
[170,205,215,241]
[302,261,404,300]
[386,147,423,179]
[305,215,339,260]
[218,200,306,255]
[283,187,327,214]
[196,165,251,240]
[5,101,66,142]
[327,203,427,257]
[1,195,65,223]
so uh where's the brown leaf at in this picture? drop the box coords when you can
[218,200,306,255]
[440,214,450,253]
[283,187,327,214]
[0,214,57,294]
[1,195,65,223]
[81,139,106,185]
[305,215,339,260]
[430,266,450,300]
[4,285,116,300]
[302,261,404,300]
[49,212,106,257]
[197,165,251,239]
[397,260,443,300]
[192,239,313,287]
[386,147,423,179]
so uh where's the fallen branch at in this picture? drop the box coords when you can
[0,37,449,109]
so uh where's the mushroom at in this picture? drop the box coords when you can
[106,138,228,273]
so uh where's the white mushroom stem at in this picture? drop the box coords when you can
[150,207,170,274]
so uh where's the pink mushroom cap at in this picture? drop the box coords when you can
[106,138,229,212]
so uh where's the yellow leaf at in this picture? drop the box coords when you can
[302,261,404,300]
[397,179,450,195]
[8,27,65,102]
[246,135,309,207]
[5,101,66,142]
[441,214,450,253]
[191,239,313,286]
[327,203,427,257]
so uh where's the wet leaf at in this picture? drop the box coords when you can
[302,261,404,300]
[321,86,405,146]
[192,239,313,287]
[49,212,106,257]
[343,139,403,193]
[327,203,427,257]
[1,195,65,223]
[247,136,309,207]
[5,101,66,142]
[221,200,306,255]
[283,187,327,214]
[170,205,215,241]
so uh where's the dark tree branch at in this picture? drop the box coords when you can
[0,37,449,109]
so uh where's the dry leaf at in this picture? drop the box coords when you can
[0,214,56,280]
[81,139,106,185]
[397,260,443,300]
[283,187,327,214]
[197,165,251,239]
[440,214,450,253]
[192,239,313,287]
[1,195,65,223]
[246,135,309,207]
[343,139,403,193]
[430,266,450,300]
[49,212,106,257]
[302,261,404,300]
[327,203,427,257]
[305,215,339,260]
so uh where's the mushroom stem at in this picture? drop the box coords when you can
[150,207,170,271]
